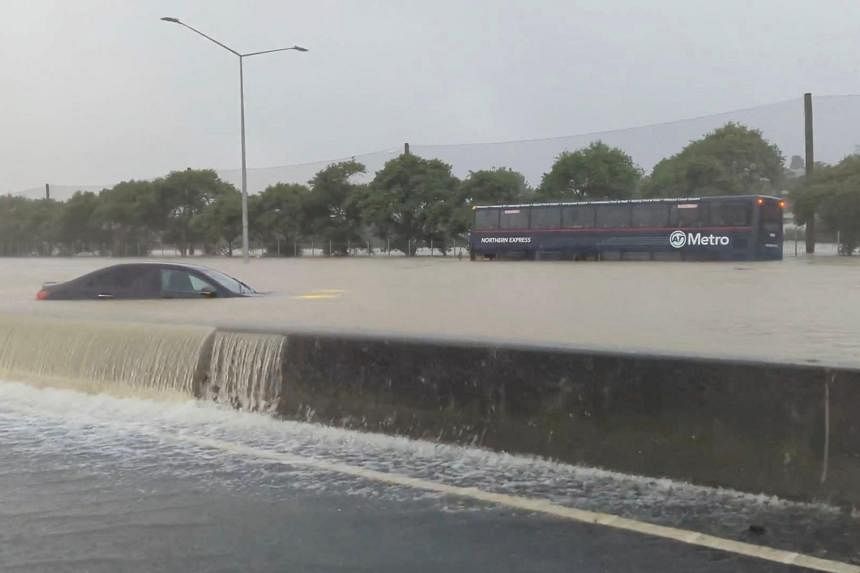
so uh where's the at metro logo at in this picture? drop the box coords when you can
[669,230,730,248]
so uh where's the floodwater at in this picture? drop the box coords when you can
[3,255,860,367]
[2,380,859,570]
[3,256,860,571]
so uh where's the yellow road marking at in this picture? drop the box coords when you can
[169,433,860,573]
[293,294,340,300]
[292,288,347,300]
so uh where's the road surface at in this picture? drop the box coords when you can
[1,381,857,572]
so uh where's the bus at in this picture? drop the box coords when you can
[469,195,784,261]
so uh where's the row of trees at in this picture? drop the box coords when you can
[792,156,860,254]
[0,170,241,257]
[2,122,857,256]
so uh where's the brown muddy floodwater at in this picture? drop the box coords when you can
[3,255,860,367]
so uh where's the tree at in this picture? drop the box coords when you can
[155,169,232,256]
[250,183,309,256]
[537,141,640,201]
[820,187,860,255]
[643,123,784,198]
[56,191,104,254]
[194,186,243,255]
[0,196,61,255]
[451,168,530,236]
[461,168,530,205]
[794,155,860,254]
[94,180,159,256]
[360,154,460,255]
[304,160,366,255]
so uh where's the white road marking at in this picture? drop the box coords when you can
[1,391,854,572]
[168,433,860,573]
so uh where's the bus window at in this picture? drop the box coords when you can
[709,201,751,226]
[499,208,529,229]
[474,208,499,230]
[631,204,670,227]
[759,202,782,224]
[595,205,630,228]
[670,203,705,227]
[562,205,595,228]
[759,201,783,233]
[530,206,561,229]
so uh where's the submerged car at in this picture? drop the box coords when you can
[37,262,256,300]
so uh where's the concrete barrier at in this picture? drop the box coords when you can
[274,331,860,506]
[1,311,856,505]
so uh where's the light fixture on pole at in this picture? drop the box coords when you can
[161,17,307,263]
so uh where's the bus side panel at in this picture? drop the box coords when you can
[471,228,756,260]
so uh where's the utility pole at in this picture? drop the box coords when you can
[804,92,815,254]
[45,184,50,200]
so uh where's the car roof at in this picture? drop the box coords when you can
[95,262,218,273]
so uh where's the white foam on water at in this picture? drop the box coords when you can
[0,379,841,520]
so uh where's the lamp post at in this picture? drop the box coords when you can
[161,17,307,262]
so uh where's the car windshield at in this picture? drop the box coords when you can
[200,268,253,295]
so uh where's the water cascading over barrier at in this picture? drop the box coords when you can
[0,315,286,410]
[1,312,858,505]
[204,331,286,413]
[205,332,287,413]
[0,314,214,399]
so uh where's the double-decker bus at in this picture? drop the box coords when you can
[469,195,784,261]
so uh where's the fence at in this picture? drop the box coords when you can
[13,94,860,201]
[146,238,471,259]
[274,238,470,258]
[782,226,845,257]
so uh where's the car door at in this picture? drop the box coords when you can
[128,266,162,299]
[73,266,136,299]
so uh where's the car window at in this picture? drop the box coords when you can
[161,269,216,295]
[200,269,249,295]
[79,267,134,291]
[131,267,162,297]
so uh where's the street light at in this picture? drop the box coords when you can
[161,17,307,262]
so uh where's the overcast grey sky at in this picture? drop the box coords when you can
[2,0,860,193]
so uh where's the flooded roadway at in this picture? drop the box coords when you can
[2,381,859,572]
[3,255,860,367]
[2,256,860,571]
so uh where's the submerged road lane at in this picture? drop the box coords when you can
[1,382,858,572]
[4,256,860,368]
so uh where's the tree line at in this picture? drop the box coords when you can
[791,155,860,254]
[2,121,857,256]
